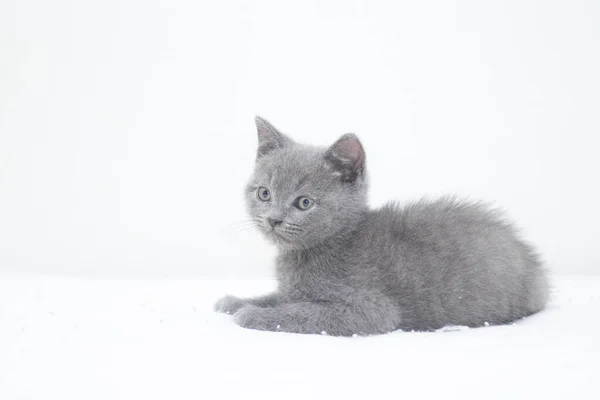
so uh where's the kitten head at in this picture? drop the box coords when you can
[245,117,368,250]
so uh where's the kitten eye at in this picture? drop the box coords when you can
[257,187,271,201]
[296,196,314,210]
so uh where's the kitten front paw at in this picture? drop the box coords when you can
[214,295,246,314]
[233,305,280,332]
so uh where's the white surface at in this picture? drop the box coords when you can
[0,273,598,400]
[1,0,600,277]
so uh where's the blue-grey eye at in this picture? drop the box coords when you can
[257,187,271,201]
[297,196,314,210]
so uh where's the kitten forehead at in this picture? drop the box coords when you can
[254,145,335,189]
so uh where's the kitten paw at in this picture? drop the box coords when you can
[233,305,279,332]
[214,295,246,314]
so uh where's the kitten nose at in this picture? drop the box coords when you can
[267,218,283,228]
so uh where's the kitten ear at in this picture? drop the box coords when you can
[255,116,291,158]
[325,134,366,183]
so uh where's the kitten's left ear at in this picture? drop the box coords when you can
[255,116,292,159]
[325,134,366,183]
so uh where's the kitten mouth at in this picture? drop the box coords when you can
[270,229,287,239]
[265,228,293,243]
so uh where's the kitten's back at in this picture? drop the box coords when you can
[361,198,548,330]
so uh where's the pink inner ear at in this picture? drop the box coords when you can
[336,137,363,163]
[256,117,278,143]
[257,125,270,139]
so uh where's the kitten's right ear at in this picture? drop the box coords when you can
[255,116,291,158]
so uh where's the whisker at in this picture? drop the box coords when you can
[232,219,260,226]
[281,228,302,235]
[231,218,264,235]
[234,227,263,237]
[283,225,303,232]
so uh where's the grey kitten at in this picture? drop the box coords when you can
[214,117,549,336]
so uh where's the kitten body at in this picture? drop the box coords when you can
[214,117,549,335]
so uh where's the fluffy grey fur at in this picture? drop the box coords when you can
[214,117,549,336]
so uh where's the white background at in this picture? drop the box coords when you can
[1,0,599,277]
